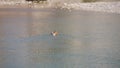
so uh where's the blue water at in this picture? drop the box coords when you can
[0,8,120,68]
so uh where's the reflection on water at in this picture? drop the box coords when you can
[0,8,120,68]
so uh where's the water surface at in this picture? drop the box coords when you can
[0,8,120,68]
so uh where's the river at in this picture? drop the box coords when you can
[0,8,120,68]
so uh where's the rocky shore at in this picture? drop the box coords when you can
[62,2,120,14]
[0,1,120,14]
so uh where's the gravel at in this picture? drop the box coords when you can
[0,1,120,14]
[61,2,120,14]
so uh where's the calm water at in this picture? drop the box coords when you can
[0,8,120,68]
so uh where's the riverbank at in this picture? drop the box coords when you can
[0,1,120,14]
[62,2,120,14]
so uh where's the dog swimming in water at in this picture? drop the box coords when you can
[51,31,58,37]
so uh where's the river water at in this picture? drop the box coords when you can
[0,8,120,68]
